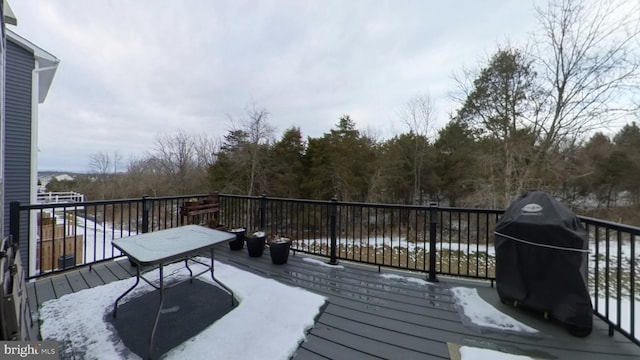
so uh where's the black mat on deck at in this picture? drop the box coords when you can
[108,278,236,359]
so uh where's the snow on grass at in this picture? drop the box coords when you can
[73,215,130,263]
[451,287,538,334]
[39,259,326,360]
[292,236,496,256]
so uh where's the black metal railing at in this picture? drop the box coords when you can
[219,194,503,281]
[9,193,639,346]
[218,194,639,346]
[580,216,639,345]
[10,194,213,278]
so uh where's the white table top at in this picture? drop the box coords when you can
[112,225,235,266]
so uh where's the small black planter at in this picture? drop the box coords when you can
[269,238,291,265]
[246,231,266,257]
[228,228,246,251]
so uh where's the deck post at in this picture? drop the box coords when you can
[259,194,267,230]
[328,197,338,265]
[141,195,150,233]
[428,202,438,282]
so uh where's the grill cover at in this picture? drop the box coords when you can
[495,191,592,335]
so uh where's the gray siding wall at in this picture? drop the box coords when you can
[4,39,34,268]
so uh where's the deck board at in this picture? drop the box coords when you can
[315,311,450,358]
[113,258,138,276]
[103,260,134,280]
[26,282,38,315]
[49,275,73,299]
[25,243,640,360]
[290,347,331,360]
[298,334,384,360]
[89,263,119,284]
[64,271,89,292]
[221,248,640,360]
[310,323,435,360]
[32,279,56,304]
[78,266,107,288]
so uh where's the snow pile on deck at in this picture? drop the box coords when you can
[39,259,326,359]
[451,287,538,334]
[459,345,535,360]
[302,256,344,268]
[380,273,430,286]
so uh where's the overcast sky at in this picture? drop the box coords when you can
[10,0,540,173]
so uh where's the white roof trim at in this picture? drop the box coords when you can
[6,28,60,103]
[4,1,17,26]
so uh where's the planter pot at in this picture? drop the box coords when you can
[228,228,246,251]
[269,238,291,265]
[246,231,266,257]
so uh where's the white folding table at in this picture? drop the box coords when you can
[111,225,235,359]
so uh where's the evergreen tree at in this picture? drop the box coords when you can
[380,132,434,204]
[433,120,478,206]
[612,122,640,202]
[208,130,250,194]
[455,48,540,206]
[302,115,378,201]
[268,127,305,198]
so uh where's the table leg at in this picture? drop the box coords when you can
[209,248,235,306]
[185,259,193,283]
[113,265,141,318]
[148,265,164,360]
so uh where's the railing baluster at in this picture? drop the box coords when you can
[617,231,622,330]
[428,202,438,282]
[631,233,636,339]
[329,198,338,265]
[142,196,150,234]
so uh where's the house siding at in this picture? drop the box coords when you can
[0,4,5,240]
[4,39,34,268]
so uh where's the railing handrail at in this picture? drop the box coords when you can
[579,215,640,234]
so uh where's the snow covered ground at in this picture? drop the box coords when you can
[74,216,130,263]
[39,259,326,359]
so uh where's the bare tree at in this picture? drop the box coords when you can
[245,102,275,196]
[533,0,640,151]
[194,135,219,168]
[89,151,121,199]
[400,94,436,204]
[125,155,163,197]
[150,130,198,195]
[89,151,111,176]
[224,101,275,196]
[449,0,640,206]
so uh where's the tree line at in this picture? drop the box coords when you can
[46,0,640,223]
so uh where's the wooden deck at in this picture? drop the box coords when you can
[28,245,640,360]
